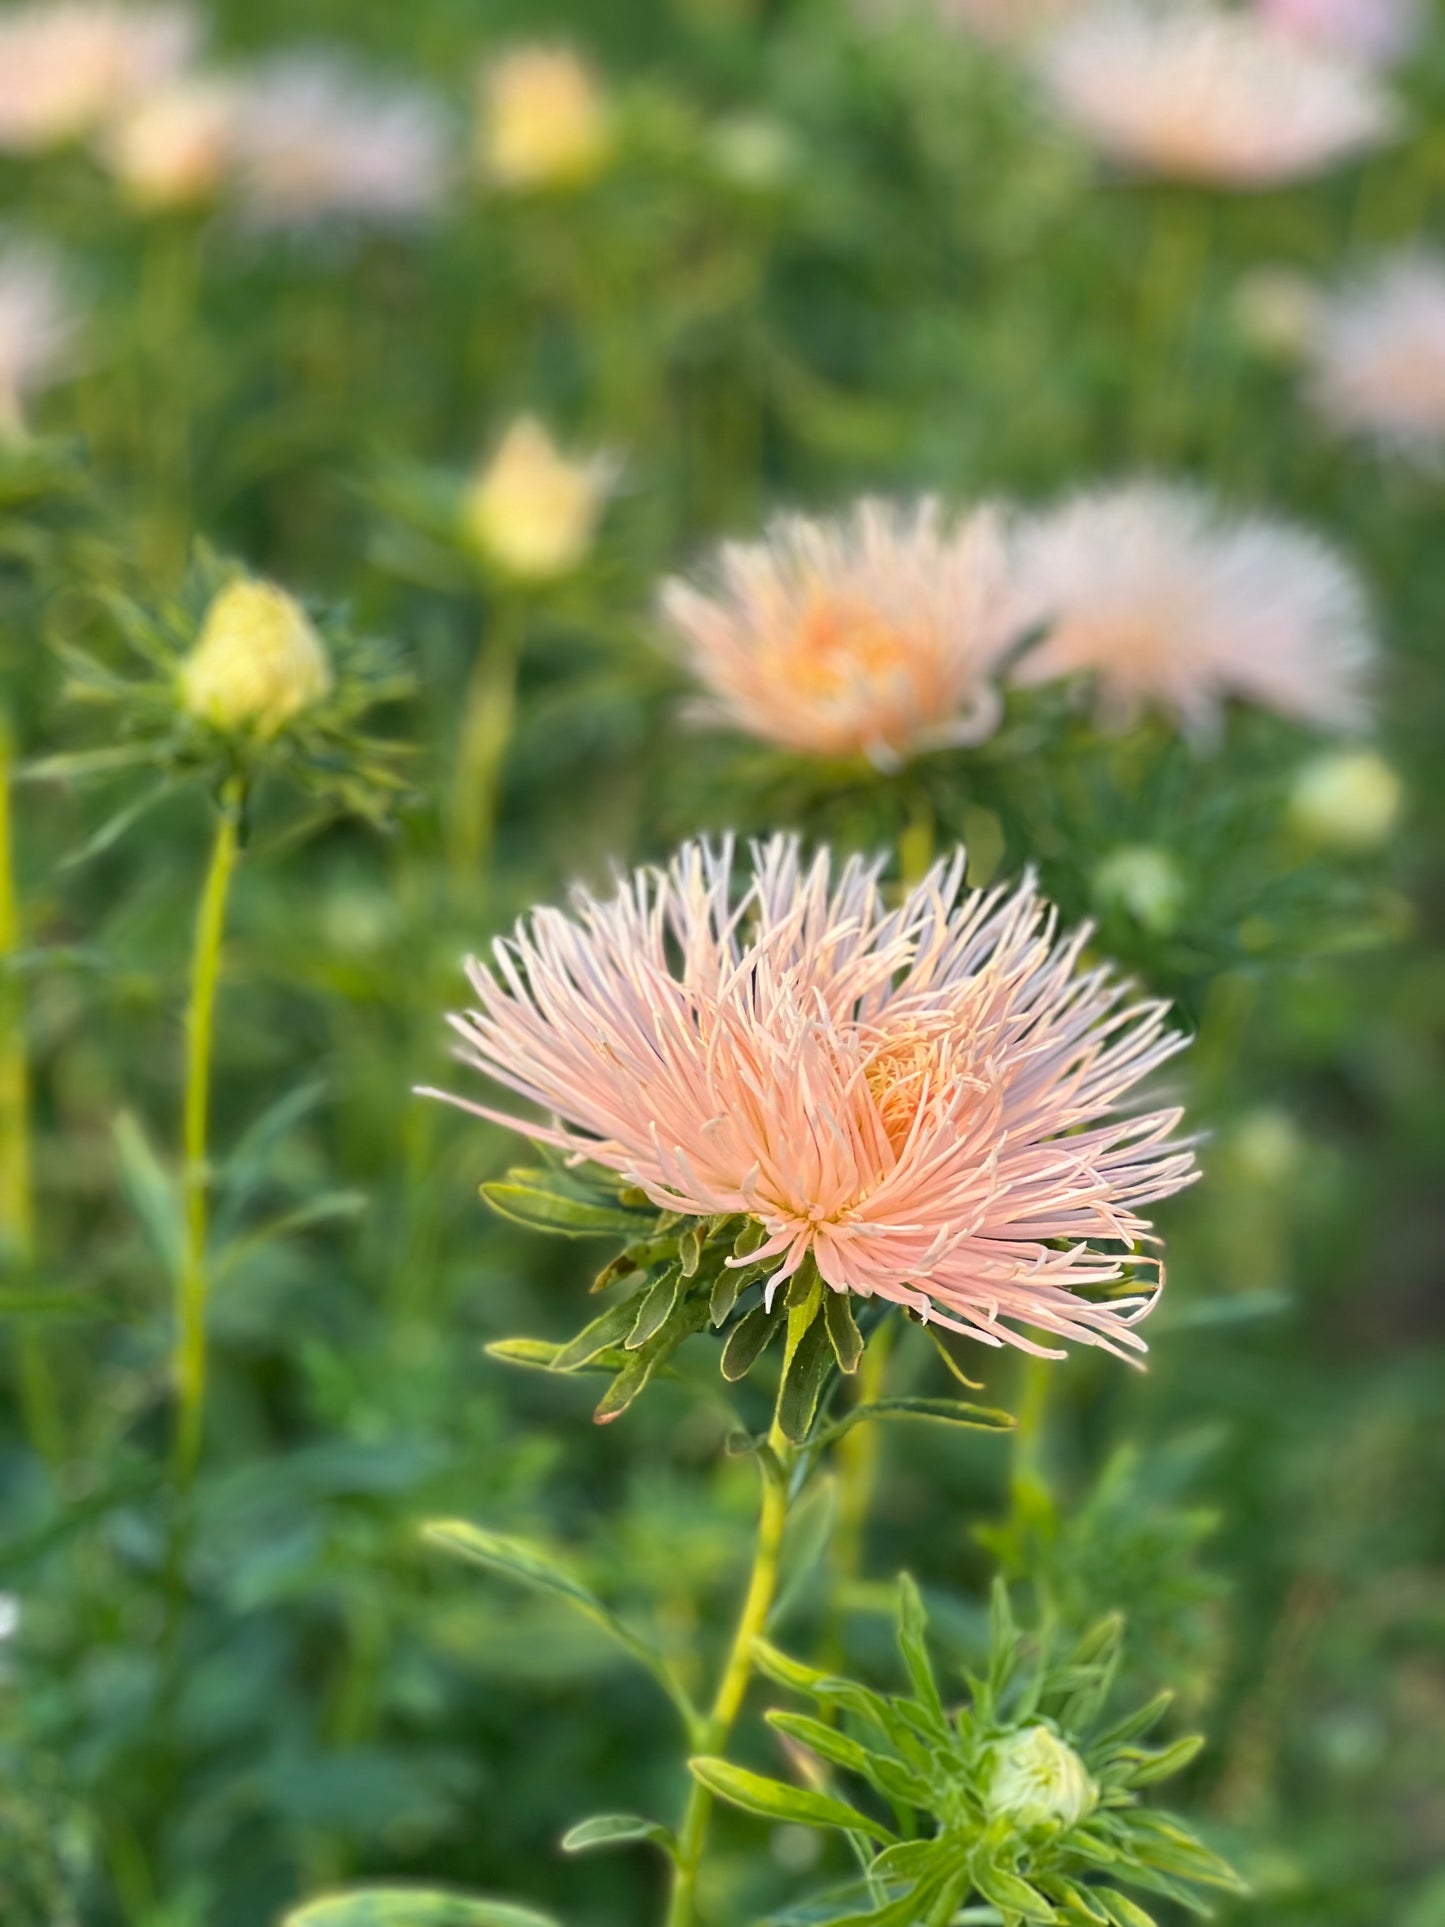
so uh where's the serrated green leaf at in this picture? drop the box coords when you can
[283,1888,559,1927]
[687,1758,896,1843]
[814,1395,1015,1449]
[560,1813,673,1857]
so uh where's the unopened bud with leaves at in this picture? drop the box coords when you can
[986,1724,1097,1832]
[180,579,333,739]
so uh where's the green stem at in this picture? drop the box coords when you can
[666,1418,795,1927]
[448,600,525,890]
[0,714,63,1469]
[171,774,243,1485]
[822,1319,894,1675]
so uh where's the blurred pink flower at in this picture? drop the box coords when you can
[1307,253,1445,459]
[916,0,1079,46]
[229,54,451,229]
[0,1,198,152]
[1036,1,1399,187]
[425,836,1195,1359]
[1010,483,1375,733]
[0,241,78,436]
[1255,0,1420,66]
[660,500,1014,767]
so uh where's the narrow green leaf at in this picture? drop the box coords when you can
[484,1336,630,1376]
[283,1889,559,1927]
[552,1299,640,1371]
[480,1172,644,1237]
[895,1575,946,1727]
[678,1224,703,1277]
[113,1111,184,1282]
[560,1813,673,1857]
[823,1289,865,1374]
[766,1710,876,1779]
[626,1266,683,1350]
[1091,1692,1174,1753]
[595,1291,710,1423]
[686,1759,896,1843]
[778,1308,833,1444]
[1116,1735,1205,1787]
[709,1268,742,1328]
[0,1285,106,1320]
[814,1395,1016,1449]
[720,1300,783,1381]
[972,1861,1059,1922]
[771,1472,837,1626]
[1093,1889,1159,1927]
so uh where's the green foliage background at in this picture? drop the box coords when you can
[1,2,1442,1925]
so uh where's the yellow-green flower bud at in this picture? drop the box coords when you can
[476,45,613,193]
[1288,749,1403,852]
[986,1725,1097,1832]
[461,417,611,582]
[180,580,333,739]
[1093,844,1186,936]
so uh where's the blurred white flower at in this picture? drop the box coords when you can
[1306,253,1445,461]
[99,77,236,210]
[1036,1,1399,188]
[1255,0,1421,66]
[1010,482,1375,735]
[476,44,612,192]
[0,2,198,153]
[0,241,78,438]
[462,417,615,582]
[230,54,451,230]
[1288,747,1402,849]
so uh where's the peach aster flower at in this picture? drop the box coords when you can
[661,500,1015,767]
[229,54,450,230]
[0,241,78,438]
[1255,0,1420,65]
[1036,1,1399,187]
[1009,483,1374,733]
[1306,253,1445,460]
[0,2,197,153]
[424,836,1196,1359]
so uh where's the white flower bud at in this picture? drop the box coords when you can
[180,579,333,738]
[987,1725,1097,1832]
[462,417,612,582]
[1288,748,1403,851]
[477,45,612,192]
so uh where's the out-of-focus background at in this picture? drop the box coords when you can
[0,1,1442,1924]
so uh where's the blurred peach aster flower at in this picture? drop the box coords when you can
[1305,253,1445,460]
[229,54,450,230]
[476,43,613,192]
[0,241,78,438]
[1009,483,1375,734]
[1036,1,1399,187]
[0,1,198,153]
[1255,0,1420,65]
[661,500,1014,767]
[99,77,236,210]
[461,416,616,582]
[425,836,1195,1358]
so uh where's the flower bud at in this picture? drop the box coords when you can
[180,579,333,738]
[987,1725,1097,1832]
[461,417,611,582]
[1228,1107,1304,1187]
[1093,845,1186,936]
[1232,267,1322,360]
[102,80,235,211]
[477,45,612,192]
[1288,748,1403,851]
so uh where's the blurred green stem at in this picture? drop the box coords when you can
[172,773,244,1484]
[821,1319,894,1676]
[449,599,524,889]
[1136,191,1214,462]
[0,713,63,1469]
[666,1413,796,1927]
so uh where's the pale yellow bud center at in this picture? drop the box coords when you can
[987,1725,1097,1832]
[180,580,333,739]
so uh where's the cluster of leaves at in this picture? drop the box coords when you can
[693,1580,1242,1927]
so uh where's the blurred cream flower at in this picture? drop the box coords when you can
[100,78,235,210]
[661,500,1014,767]
[462,416,615,582]
[1036,1,1399,187]
[1306,253,1445,460]
[0,1,197,153]
[229,54,450,230]
[180,579,333,738]
[1010,483,1375,734]
[477,44,612,192]
[1288,747,1402,849]
[1256,0,1420,65]
[0,242,78,439]
[988,1726,1098,1830]
[1232,266,1323,359]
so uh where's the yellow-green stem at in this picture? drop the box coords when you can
[666,1419,794,1927]
[0,717,63,1468]
[449,601,524,890]
[171,775,243,1484]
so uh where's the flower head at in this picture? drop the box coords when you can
[1256,0,1420,65]
[229,54,450,230]
[1036,1,1399,188]
[461,416,614,582]
[0,241,78,438]
[1288,746,1402,849]
[1305,252,1445,460]
[477,43,612,192]
[662,500,1014,767]
[100,77,236,209]
[0,1,198,153]
[987,1725,1099,1830]
[427,836,1196,1359]
[179,578,333,738]
[1009,483,1375,734]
